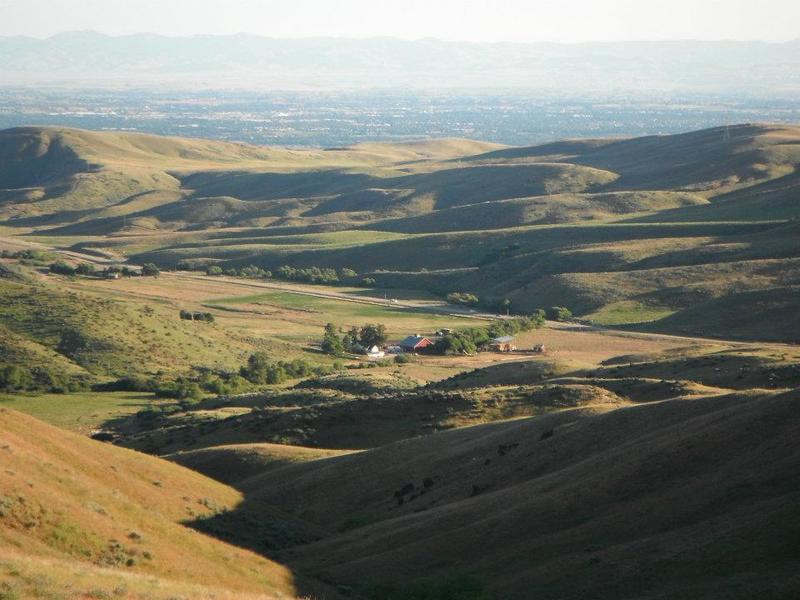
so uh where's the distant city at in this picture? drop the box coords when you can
[2,88,799,147]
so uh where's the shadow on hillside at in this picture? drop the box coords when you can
[186,497,344,599]
[99,394,164,435]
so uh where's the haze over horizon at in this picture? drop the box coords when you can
[2,0,799,43]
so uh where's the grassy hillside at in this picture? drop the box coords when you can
[0,407,311,599]
[3,123,800,342]
[0,273,271,377]
[178,389,799,600]
[116,338,800,454]
[167,443,352,486]
[2,124,799,600]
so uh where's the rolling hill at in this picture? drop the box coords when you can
[177,388,800,599]
[1,123,800,343]
[1,121,798,600]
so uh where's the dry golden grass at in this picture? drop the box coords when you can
[0,407,302,598]
[252,389,800,599]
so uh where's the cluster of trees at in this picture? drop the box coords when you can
[432,314,546,356]
[0,363,91,393]
[240,352,340,385]
[276,265,357,285]
[203,264,273,279]
[102,353,341,405]
[48,261,159,278]
[188,262,364,286]
[446,292,480,306]
[321,323,388,355]
[102,265,139,278]
[1,249,55,262]
[141,263,160,277]
[49,260,80,276]
[100,367,253,402]
[179,310,215,322]
[0,364,34,392]
[548,306,573,321]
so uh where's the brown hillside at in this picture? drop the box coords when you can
[241,390,800,599]
[0,407,309,599]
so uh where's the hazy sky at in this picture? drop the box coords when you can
[1,0,798,42]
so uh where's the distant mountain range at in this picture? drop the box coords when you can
[1,31,799,92]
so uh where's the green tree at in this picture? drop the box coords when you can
[359,323,387,348]
[142,263,160,277]
[321,323,344,355]
[75,262,96,276]
[0,365,31,391]
[342,327,360,352]
[548,306,573,321]
[206,265,224,276]
[434,331,478,355]
[49,261,76,276]
[240,353,288,384]
[447,292,479,306]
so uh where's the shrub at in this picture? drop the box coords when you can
[179,310,215,322]
[4,248,54,263]
[240,353,329,385]
[94,375,155,393]
[361,277,376,286]
[206,265,224,276]
[75,262,96,276]
[446,292,479,306]
[0,365,32,391]
[186,368,242,395]
[152,378,203,401]
[239,264,270,279]
[548,306,573,321]
[49,261,76,276]
[394,353,413,364]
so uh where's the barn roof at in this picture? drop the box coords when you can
[400,335,431,347]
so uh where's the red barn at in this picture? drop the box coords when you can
[399,335,433,352]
